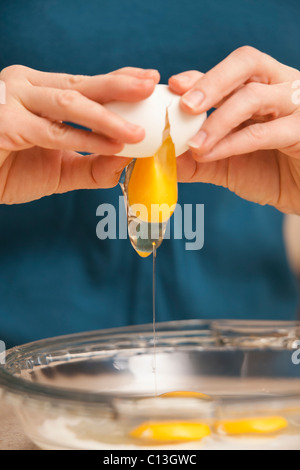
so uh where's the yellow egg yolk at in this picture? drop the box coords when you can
[130,421,211,443]
[135,250,152,258]
[127,135,178,224]
[160,391,210,399]
[215,416,288,435]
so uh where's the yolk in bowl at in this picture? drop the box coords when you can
[160,391,210,399]
[215,416,288,435]
[130,421,211,443]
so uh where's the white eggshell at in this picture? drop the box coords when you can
[104,84,206,158]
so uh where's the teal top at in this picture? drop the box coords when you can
[0,0,299,347]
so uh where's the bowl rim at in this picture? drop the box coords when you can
[1,319,300,409]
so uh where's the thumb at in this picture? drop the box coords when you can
[177,150,228,187]
[56,151,131,194]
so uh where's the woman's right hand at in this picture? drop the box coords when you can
[0,65,159,204]
[169,47,300,215]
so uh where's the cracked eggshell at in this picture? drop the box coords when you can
[104,84,206,158]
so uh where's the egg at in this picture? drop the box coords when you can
[109,84,206,257]
[104,84,206,158]
[215,416,288,435]
[160,391,211,399]
[129,421,211,443]
[127,134,177,224]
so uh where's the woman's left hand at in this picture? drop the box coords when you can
[169,46,300,215]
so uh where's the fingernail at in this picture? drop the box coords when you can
[135,78,156,87]
[126,122,143,133]
[188,130,207,149]
[144,78,157,85]
[143,69,159,78]
[174,75,190,85]
[182,90,205,110]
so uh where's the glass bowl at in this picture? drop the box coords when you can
[0,319,300,450]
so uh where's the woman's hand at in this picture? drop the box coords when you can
[0,65,159,204]
[169,46,300,215]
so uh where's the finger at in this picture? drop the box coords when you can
[26,67,160,102]
[176,150,281,208]
[176,150,228,185]
[21,85,145,143]
[168,70,204,94]
[176,151,198,182]
[169,71,240,109]
[75,73,159,103]
[111,67,160,81]
[188,82,299,153]
[26,66,159,86]
[179,46,297,114]
[0,107,125,154]
[195,114,300,162]
[56,151,131,193]
[80,74,159,103]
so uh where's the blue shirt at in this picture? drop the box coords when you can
[0,0,299,347]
